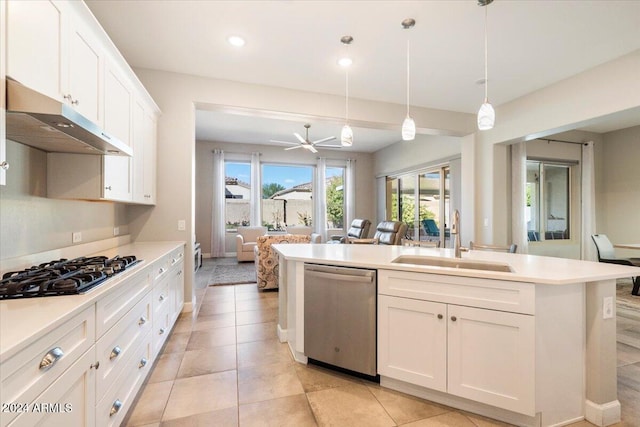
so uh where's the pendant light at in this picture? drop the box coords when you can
[401,18,416,141]
[477,0,495,130]
[340,36,354,147]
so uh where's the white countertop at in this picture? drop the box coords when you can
[0,241,185,362]
[273,243,640,285]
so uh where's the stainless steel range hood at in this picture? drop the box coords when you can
[5,79,132,156]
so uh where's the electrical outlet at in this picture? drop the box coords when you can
[603,296,613,319]
[483,218,489,227]
[72,232,82,243]
[113,227,120,236]
[178,220,186,231]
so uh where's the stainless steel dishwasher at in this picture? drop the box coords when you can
[304,264,377,377]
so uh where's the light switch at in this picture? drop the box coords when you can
[178,220,186,231]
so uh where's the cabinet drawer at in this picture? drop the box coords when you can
[168,248,184,269]
[152,303,172,358]
[379,270,535,315]
[96,292,152,401]
[152,258,170,283]
[153,275,170,316]
[0,306,95,427]
[96,332,152,427]
[96,270,151,337]
[5,347,96,427]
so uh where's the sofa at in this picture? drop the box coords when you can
[254,234,311,290]
[235,226,267,262]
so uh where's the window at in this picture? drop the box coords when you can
[326,166,345,230]
[386,166,451,246]
[261,164,314,231]
[224,161,251,231]
[526,160,572,241]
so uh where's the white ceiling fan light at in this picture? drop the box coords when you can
[477,0,495,131]
[401,18,416,141]
[340,35,354,147]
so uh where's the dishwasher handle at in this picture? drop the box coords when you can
[305,269,374,283]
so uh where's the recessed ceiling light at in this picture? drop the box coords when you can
[227,35,246,47]
[338,57,352,67]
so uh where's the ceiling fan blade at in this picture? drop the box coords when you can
[315,144,342,149]
[294,132,306,143]
[269,139,298,145]
[307,145,318,154]
[284,145,303,151]
[311,136,336,145]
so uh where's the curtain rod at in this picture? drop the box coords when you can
[535,138,588,146]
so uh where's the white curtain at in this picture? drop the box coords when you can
[345,159,356,229]
[581,141,597,261]
[511,142,529,254]
[250,152,262,226]
[211,149,226,257]
[314,157,328,241]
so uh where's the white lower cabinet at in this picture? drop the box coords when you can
[378,271,536,416]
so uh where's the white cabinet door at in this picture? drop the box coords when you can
[169,261,185,324]
[142,110,157,204]
[1,0,7,186]
[132,100,145,202]
[6,0,67,101]
[447,304,535,416]
[103,155,131,201]
[103,62,132,147]
[7,347,96,427]
[66,8,102,125]
[378,295,447,391]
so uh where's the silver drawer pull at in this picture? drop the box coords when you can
[171,258,178,264]
[178,270,183,276]
[110,346,122,360]
[90,361,100,370]
[138,316,147,326]
[139,358,148,368]
[109,400,122,417]
[39,347,64,371]
[158,267,166,275]
[159,327,166,335]
[159,294,165,302]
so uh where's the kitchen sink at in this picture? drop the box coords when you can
[391,255,514,272]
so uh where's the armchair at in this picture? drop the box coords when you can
[350,221,407,245]
[254,234,311,290]
[235,226,267,262]
[592,234,640,295]
[329,219,371,243]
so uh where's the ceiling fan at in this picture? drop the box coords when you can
[270,124,337,154]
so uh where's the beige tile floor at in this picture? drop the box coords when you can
[123,263,640,427]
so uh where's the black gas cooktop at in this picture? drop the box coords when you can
[0,255,140,299]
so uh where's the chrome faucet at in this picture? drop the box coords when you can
[452,209,462,258]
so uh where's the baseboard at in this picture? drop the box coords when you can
[277,324,288,342]
[287,341,308,364]
[585,400,621,426]
[182,301,194,313]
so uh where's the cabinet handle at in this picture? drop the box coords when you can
[71,99,79,106]
[39,347,64,371]
[139,358,148,369]
[109,400,123,417]
[159,328,166,335]
[158,267,166,275]
[0,161,9,171]
[178,270,183,276]
[105,186,112,191]
[110,346,122,360]
[101,132,111,140]
[437,314,443,320]
[63,93,74,103]
[171,258,178,264]
[90,361,100,370]
[451,316,457,322]
[138,316,147,326]
[159,294,165,302]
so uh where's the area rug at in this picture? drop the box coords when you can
[209,262,257,286]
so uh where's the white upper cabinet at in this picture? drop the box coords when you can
[6,0,67,101]
[104,62,132,147]
[132,100,157,204]
[66,7,103,125]
[1,0,7,185]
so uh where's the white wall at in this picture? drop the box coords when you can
[599,125,640,258]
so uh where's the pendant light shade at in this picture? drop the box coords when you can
[340,35,354,147]
[477,102,495,130]
[477,0,495,130]
[341,124,353,147]
[401,18,416,141]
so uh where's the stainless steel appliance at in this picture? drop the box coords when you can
[0,255,140,299]
[304,264,377,377]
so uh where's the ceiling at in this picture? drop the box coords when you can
[86,1,640,152]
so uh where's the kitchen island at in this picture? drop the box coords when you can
[273,243,640,427]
